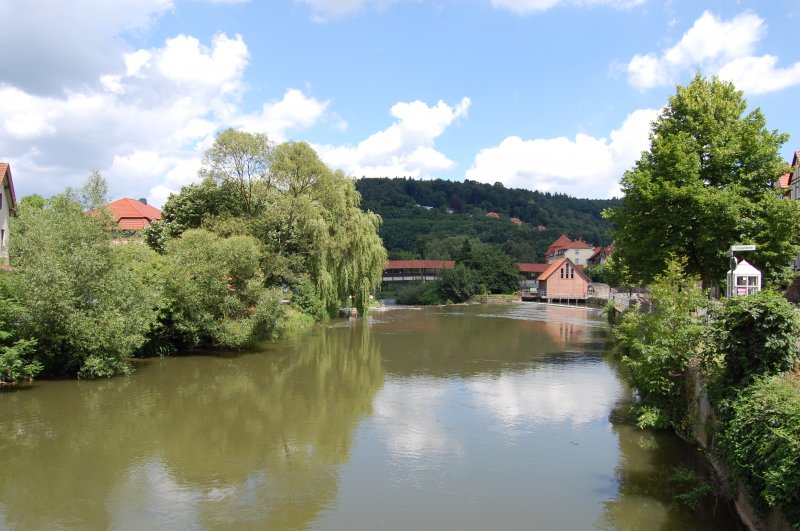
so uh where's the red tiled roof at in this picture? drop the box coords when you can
[518,263,549,273]
[385,260,455,270]
[778,173,791,189]
[486,212,500,218]
[0,163,17,210]
[538,258,591,282]
[567,239,593,249]
[100,198,161,230]
[546,234,572,254]
[588,246,604,261]
[510,217,522,224]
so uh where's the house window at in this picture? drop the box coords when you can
[0,192,3,209]
[1,228,4,246]
[560,268,564,278]
[571,268,574,279]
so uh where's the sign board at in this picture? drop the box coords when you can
[731,245,756,252]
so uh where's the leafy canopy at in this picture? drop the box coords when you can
[606,74,799,288]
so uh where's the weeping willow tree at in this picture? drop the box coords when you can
[148,134,387,317]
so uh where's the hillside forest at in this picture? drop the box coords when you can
[355,177,618,263]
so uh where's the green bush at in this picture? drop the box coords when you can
[715,373,800,523]
[439,264,478,303]
[10,194,164,378]
[163,229,284,349]
[0,271,41,383]
[614,257,709,432]
[709,290,800,387]
[395,282,444,305]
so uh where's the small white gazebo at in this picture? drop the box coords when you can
[726,259,761,299]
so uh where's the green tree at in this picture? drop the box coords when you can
[163,229,284,349]
[606,74,799,288]
[10,192,164,378]
[614,257,709,431]
[439,264,478,303]
[200,128,273,216]
[466,246,521,294]
[0,271,41,383]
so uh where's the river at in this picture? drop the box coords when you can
[0,303,740,530]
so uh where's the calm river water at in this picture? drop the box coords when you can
[1,303,740,530]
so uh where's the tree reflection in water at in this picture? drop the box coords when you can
[0,320,382,529]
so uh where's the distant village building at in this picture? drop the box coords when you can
[510,217,522,225]
[519,262,549,290]
[99,198,162,230]
[587,244,615,266]
[789,151,800,200]
[485,212,500,219]
[537,258,590,302]
[0,163,17,263]
[382,260,455,286]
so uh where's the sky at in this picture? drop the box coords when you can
[1,0,799,206]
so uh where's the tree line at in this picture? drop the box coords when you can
[0,131,387,381]
[356,177,618,263]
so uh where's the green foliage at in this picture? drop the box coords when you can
[163,229,284,349]
[606,74,798,288]
[464,246,521,294]
[439,264,479,303]
[290,276,327,321]
[614,257,708,432]
[395,282,444,305]
[0,272,41,383]
[669,466,714,511]
[152,135,387,318]
[709,290,800,387]
[355,177,617,262]
[715,373,800,522]
[10,189,164,378]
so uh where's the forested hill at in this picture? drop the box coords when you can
[355,177,620,263]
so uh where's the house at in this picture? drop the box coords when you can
[485,212,500,219]
[510,217,522,225]
[382,260,455,287]
[545,234,573,263]
[537,258,590,302]
[789,151,800,200]
[587,243,615,266]
[0,163,17,263]
[100,198,162,230]
[776,172,791,198]
[554,238,595,265]
[518,262,549,290]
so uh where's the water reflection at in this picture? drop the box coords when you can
[0,303,738,530]
[0,322,382,529]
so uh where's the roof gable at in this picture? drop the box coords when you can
[106,198,162,221]
[538,258,591,282]
[0,163,17,211]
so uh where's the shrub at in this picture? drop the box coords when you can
[715,373,800,523]
[709,290,800,388]
[395,282,444,305]
[439,264,478,303]
[614,257,709,432]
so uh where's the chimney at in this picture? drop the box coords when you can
[138,197,148,205]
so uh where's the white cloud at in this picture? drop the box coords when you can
[717,55,800,95]
[0,0,173,94]
[623,10,800,94]
[491,0,643,15]
[236,89,330,142]
[0,30,329,206]
[316,97,470,178]
[465,108,658,199]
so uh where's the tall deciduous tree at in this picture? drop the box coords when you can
[606,74,800,288]
[200,128,273,216]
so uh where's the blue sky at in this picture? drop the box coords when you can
[1,0,798,205]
